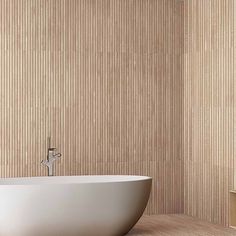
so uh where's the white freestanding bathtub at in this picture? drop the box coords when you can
[0,175,152,236]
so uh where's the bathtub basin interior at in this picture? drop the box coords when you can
[0,175,152,236]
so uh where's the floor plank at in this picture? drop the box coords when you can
[128,214,236,236]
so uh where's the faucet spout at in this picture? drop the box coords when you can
[41,160,49,167]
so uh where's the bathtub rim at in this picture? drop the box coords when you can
[0,175,152,185]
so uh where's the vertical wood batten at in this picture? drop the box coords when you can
[183,0,235,226]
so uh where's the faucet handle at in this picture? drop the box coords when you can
[52,153,62,161]
[54,153,62,158]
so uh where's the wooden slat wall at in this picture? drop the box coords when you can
[0,0,184,215]
[183,0,235,226]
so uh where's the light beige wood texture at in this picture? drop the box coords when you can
[230,191,236,228]
[183,0,235,226]
[128,214,236,236]
[0,0,184,215]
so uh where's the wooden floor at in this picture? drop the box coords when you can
[128,215,236,236]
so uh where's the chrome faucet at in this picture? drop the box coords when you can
[41,137,62,176]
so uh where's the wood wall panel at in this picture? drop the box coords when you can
[183,0,235,226]
[0,0,184,214]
